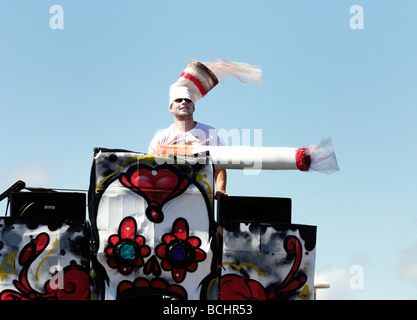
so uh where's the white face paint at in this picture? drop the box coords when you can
[169,98,195,118]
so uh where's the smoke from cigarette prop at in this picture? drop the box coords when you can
[154,137,339,174]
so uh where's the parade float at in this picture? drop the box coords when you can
[0,59,339,300]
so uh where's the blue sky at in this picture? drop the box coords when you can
[1,0,417,299]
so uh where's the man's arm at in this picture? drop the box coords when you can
[214,168,227,198]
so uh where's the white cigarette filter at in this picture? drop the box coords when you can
[154,137,339,174]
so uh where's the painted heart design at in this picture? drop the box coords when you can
[120,164,190,223]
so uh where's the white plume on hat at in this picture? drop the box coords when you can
[169,59,262,106]
[203,59,263,85]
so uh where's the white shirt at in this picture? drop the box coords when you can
[148,122,225,154]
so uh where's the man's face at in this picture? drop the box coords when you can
[169,98,195,118]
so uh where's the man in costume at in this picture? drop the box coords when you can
[148,59,263,198]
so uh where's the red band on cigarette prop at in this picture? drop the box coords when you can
[296,148,311,171]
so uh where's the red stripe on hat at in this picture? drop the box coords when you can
[179,72,207,97]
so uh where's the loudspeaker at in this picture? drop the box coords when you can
[217,196,291,224]
[10,191,86,222]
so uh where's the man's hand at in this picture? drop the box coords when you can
[214,190,228,199]
[214,169,227,200]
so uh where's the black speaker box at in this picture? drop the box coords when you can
[217,195,291,224]
[10,191,86,222]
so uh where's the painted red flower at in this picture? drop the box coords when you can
[105,217,151,275]
[155,218,206,283]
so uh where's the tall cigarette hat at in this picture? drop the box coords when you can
[169,59,263,106]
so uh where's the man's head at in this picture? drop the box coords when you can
[168,61,218,108]
[169,97,195,119]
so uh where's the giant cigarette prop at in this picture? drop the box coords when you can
[154,137,339,174]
